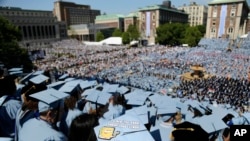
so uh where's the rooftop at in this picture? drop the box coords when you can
[138,5,187,15]
[209,0,246,5]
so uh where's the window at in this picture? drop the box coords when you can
[228,27,233,33]
[231,9,236,17]
[211,28,216,33]
[213,11,217,17]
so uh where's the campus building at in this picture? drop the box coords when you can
[0,6,67,48]
[206,0,249,39]
[53,0,101,26]
[178,2,208,26]
[138,0,188,44]
[124,12,139,32]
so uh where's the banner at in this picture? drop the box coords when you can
[218,5,227,37]
[146,12,151,37]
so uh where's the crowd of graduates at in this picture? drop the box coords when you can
[0,38,250,141]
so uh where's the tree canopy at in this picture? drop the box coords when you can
[156,23,205,47]
[122,32,130,45]
[112,28,123,37]
[0,16,33,71]
[126,24,140,41]
[96,31,105,42]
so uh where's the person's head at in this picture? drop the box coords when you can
[109,93,125,106]
[1,75,17,95]
[68,113,99,141]
[64,96,77,110]
[38,102,59,124]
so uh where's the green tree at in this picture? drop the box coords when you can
[156,23,188,46]
[0,16,33,71]
[126,24,140,41]
[122,32,130,44]
[112,28,123,37]
[96,31,105,42]
[197,25,206,37]
[182,26,202,47]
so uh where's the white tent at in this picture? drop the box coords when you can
[83,37,122,46]
[99,37,122,45]
[240,34,248,38]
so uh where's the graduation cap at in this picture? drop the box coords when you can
[30,88,69,112]
[97,91,112,105]
[58,80,81,95]
[94,114,155,141]
[126,105,149,124]
[125,89,151,106]
[29,74,49,85]
[171,121,209,141]
[58,73,69,81]
[102,83,119,93]
[8,68,23,72]
[79,80,97,90]
[19,72,35,84]
[32,70,44,76]
[46,81,65,90]
[117,86,129,94]
[9,70,23,76]
[191,115,228,135]
[85,90,101,103]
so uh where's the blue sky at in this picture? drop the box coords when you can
[0,0,211,15]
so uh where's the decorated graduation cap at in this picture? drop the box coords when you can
[30,88,69,113]
[94,113,155,141]
[29,74,49,85]
[171,121,209,141]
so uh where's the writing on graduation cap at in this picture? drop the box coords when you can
[107,120,140,129]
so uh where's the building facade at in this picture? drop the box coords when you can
[0,7,67,48]
[206,0,249,39]
[53,0,100,26]
[138,1,188,44]
[178,2,208,26]
[124,12,139,32]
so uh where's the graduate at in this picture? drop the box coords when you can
[0,75,22,137]
[18,89,68,141]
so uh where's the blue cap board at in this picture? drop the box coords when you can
[29,74,49,84]
[58,73,69,80]
[102,83,119,93]
[32,70,44,76]
[117,86,129,94]
[79,80,97,90]
[125,89,151,106]
[125,105,149,124]
[30,88,69,112]
[97,91,112,105]
[46,81,65,89]
[8,68,23,72]
[58,80,81,94]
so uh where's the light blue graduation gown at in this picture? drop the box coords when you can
[19,118,67,141]
[0,96,21,137]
